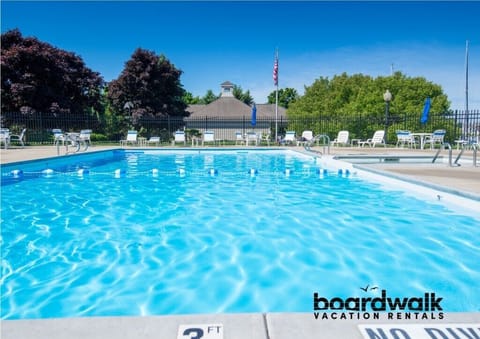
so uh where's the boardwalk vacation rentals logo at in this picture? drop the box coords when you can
[313,286,444,320]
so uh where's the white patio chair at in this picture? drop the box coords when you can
[395,130,416,148]
[172,130,186,146]
[202,130,215,146]
[52,129,65,145]
[9,128,27,148]
[0,128,10,149]
[120,130,138,146]
[246,131,259,146]
[331,130,350,147]
[359,130,386,148]
[283,131,296,145]
[79,129,92,145]
[297,130,314,146]
[424,129,446,149]
[147,136,160,146]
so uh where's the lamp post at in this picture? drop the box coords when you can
[124,101,133,127]
[383,90,392,145]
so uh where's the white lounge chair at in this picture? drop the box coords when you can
[283,131,296,145]
[9,128,27,148]
[202,130,215,146]
[121,130,138,146]
[359,130,386,148]
[147,136,160,146]
[331,130,349,147]
[0,128,10,149]
[172,130,186,146]
[395,130,416,148]
[424,129,446,149]
[297,130,314,146]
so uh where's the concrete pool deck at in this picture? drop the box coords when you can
[1,145,479,338]
[3,313,480,339]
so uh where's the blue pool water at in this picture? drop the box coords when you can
[1,149,479,319]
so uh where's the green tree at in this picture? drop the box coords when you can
[107,48,187,129]
[267,87,299,108]
[201,90,219,104]
[183,91,202,105]
[287,72,450,141]
[196,85,253,105]
[232,85,254,105]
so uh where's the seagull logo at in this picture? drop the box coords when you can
[360,284,379,292]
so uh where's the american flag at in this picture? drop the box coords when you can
[273,54,278,86]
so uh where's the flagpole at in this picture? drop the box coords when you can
[274,49,279,143]
[275,83,279,143]
[464,40,469,140]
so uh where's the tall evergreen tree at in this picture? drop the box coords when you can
[232,85,254,105]
[201,90,219,104]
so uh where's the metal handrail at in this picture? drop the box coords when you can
[454,143,466,166]
[433,142,479,167]
[56,133,89,155]
[305,134,330,154]
[473,143,478,167]
[432,142,460,167]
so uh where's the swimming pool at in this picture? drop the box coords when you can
[1,149,479,319]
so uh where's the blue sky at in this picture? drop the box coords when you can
[2,1,479,109]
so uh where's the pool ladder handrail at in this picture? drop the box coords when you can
[472,143,478,167]
[432,142,478,167]
[432,142,457,167]
[56,133,89,155]
[305,134,330,155]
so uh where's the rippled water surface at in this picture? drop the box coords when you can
[1,150,479,318]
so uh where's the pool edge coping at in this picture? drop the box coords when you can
[352,163,480,202]
[2,312,479,339]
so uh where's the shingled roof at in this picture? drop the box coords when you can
[186,81,287,119]
[256,103,287,118]
[187,97,287,119]
[188,97,250,117]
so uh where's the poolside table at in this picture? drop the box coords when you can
[351,138,361,147]
[411,132,433,149]
[138,137,146,147]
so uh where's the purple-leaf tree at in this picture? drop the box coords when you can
[1,29,104,117]
[107,48,188,128]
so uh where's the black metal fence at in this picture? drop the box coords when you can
[1,110,479,145]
